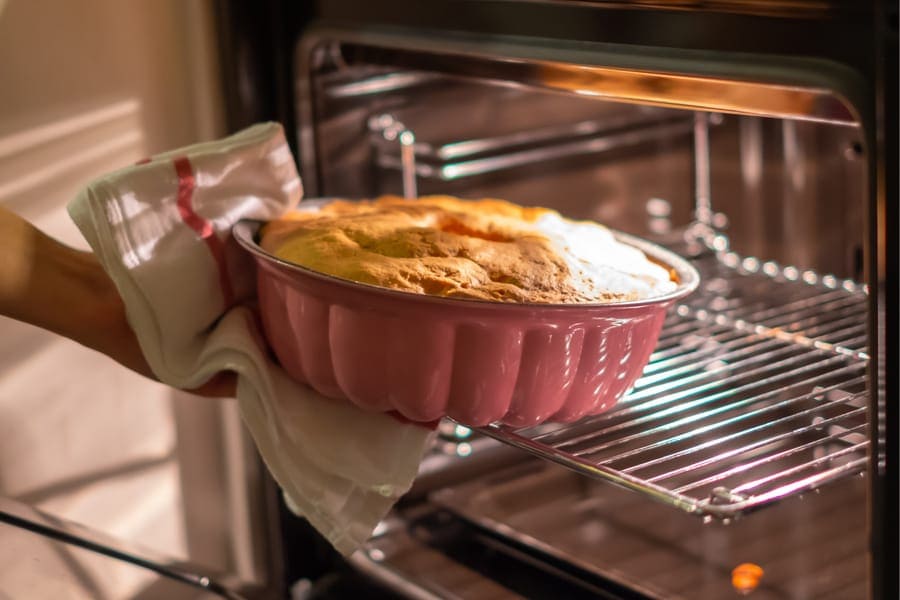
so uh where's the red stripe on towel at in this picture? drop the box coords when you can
[174,156,235,307]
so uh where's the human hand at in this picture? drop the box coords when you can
[0,206,237,398]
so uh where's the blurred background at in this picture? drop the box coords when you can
[0,2,270,597]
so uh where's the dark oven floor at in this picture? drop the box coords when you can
[353,456,867,600]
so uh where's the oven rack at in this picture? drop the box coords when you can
[480,251,870,519]
[370,110,696,183]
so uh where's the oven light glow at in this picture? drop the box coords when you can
[741,257,760,273]
[712,234,729,251]
[722,252,740,268]
[454,425,472,439]
[731,562,764,595]
[372,520,390,537]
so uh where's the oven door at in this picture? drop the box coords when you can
[0,495,253,599]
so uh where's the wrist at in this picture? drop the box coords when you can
[78,256,158,380]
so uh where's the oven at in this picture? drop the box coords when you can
[214,1,897,598]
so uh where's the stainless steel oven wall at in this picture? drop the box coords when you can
[302,66,865,279]
[707,116,865,280]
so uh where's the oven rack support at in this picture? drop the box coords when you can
[369,109,697,183]
[480,251,869,520]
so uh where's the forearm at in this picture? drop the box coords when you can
[0,206,235,397]
[0,206,122,352]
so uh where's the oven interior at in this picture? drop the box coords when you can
[288,33,872,600]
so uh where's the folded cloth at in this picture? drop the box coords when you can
[68,122,433,554]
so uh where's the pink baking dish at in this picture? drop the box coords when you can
[233,201,699,428]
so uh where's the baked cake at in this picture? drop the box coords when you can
[259,195,677,304]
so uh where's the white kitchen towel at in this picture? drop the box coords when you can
[67,122,433,554]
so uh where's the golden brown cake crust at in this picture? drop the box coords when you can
[260,195,631,303]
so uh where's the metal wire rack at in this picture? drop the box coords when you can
[481,249,870,519]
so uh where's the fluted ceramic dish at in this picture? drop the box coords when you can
[233,199,699,428]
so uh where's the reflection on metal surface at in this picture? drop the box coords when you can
[369,114,419,197]
[430,460,867,599]
[532,62,855,125]
[543,0,859,18]
[373,110,695,181]
[296,30,862,199]
[302,52,865,279]
[328,38,858,125]
[325,72,439,99]
[348,547,447,600]
[399,131,417,198]
[703,225,868,298]
[373,108,679,162]
[359,511,643,599]
[693,112,713,226]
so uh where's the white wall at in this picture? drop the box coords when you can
[0,1,228,597]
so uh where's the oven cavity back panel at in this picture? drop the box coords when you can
[481,251,869,519]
